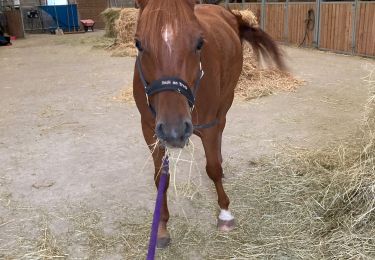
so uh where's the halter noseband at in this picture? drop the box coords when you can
[136,54,204,116]
[136,54,219,130]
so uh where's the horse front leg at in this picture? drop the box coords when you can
[141,120,171,248]
[201,125,235,231]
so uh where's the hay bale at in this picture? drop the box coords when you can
[101,8,122,38]
[107,8,139,57]
[115,8,138,46]
[233,9,258,27]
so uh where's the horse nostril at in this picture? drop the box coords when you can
[184,120,193,138]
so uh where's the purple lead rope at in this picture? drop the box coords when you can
[146,155,169,260]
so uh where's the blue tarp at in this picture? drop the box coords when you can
[39,4,79,31]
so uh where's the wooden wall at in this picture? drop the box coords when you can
[227,3,243,10]
[319,2,353,53]
[265,3,285,42]
[355,2,375,57]
[219,1,375,57]
[287,3,315,47]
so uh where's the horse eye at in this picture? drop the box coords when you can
[135,39,143,51]
[196,38,204,51]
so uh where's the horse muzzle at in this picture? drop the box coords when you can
[136,55,208,148]
[156,118,193,148]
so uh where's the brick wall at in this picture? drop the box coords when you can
[76,0,108,29]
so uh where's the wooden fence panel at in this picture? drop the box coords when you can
[319,2,353,53]
[355,2,375,57]
[287,3,316,46]
[227,3,243,10]
[220,1,374,57]
[265,3,285,42]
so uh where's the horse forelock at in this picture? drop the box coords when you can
[137,0,196,57]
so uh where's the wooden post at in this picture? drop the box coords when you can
[261,0,266,30]
[351,0,359,54]
[313,0,321,48]
[284,0,289,43]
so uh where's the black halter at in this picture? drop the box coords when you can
[136,54,218,130]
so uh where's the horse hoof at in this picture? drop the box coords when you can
[217,218,235,232]
[157,236,171,249]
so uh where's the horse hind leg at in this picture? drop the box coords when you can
[201,125,235,232]
[141,122,171,248]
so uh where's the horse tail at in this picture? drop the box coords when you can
[231,10,286,70]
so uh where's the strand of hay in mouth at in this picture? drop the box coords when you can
[101,8,122,38]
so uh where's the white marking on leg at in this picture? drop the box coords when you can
[162,24,175,54]
[219,209,234,221]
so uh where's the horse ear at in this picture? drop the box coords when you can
[135,0,148,9]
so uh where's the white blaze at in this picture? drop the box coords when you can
[162,24,175,54]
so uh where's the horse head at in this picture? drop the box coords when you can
[135,0,204,148]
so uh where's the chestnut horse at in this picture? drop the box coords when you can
[133,0,284,248]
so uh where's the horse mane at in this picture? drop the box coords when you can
[137,0,195,56]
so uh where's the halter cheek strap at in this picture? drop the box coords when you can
[135,54,217,130]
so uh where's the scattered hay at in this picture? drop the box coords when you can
[259,66,375,258]
[111,43,138,57]
[78,35,115,49]
[2,83,374,258]
[236,44,303,100]
[234,10,303,100]
[113,86,134,103]
[101,8,122,38]
[36,217,67,259]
